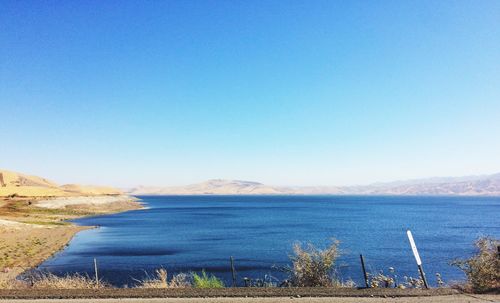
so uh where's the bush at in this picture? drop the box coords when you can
[170,272,192,288]
[192,270,224,288]
[369,271,395,288]
[452,237,500,293]
[287,238,340,287]
[135,268,191,288]
[367,267,429,289]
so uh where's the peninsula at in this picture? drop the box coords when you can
[0,169,143,284]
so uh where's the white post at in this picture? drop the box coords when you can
[94,258,99,288]
[406,230,428,288]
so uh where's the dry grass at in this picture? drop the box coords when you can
[368,271,395,288]
[367,267,432,289]
[28,272,110,289]
[286,239,340,287]
[452,237,500,293]
[135,268,191,288]
[0,279,28,289]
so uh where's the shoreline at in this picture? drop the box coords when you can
[0,195,144,284]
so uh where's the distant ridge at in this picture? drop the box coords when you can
[129,173,500,196]
[129,179,288,195]
[0,169,123,197]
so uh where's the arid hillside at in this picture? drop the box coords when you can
[129,179,290,195]
[129,173,500,196]
[0,170,122,197]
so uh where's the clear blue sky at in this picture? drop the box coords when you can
[1,0,499,187]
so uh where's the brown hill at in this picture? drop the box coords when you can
[128,173,500,196]
[129,179,290,195]
[0,169,122,197]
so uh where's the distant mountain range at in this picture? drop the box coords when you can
[129,179,288,195]
[128,173,500,196]
[3,169,499,197]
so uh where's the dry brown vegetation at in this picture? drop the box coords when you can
[0,224,88,282]
[135,268,191,288]
[0,279,26,290]
[1,272,106,290]
[452,237,500,293]
[29,272,110,289]
[286,239,341,287]
[367,270,426,289]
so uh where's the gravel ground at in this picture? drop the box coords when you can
[0,288,463,299]
[0,295,499,303]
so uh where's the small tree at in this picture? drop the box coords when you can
[288,239,340,287]
[452,237,500,293]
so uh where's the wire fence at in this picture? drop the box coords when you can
[3,257,459,269]
[2,253,465,288]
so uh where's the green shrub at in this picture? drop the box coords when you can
[192,270,224,288]
[452,237,500,293]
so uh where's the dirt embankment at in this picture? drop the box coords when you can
[0,287,463,299]
[0,287,498,302]
[0,224,89,281]
[1,295,499,303]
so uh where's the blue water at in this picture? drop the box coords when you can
[39,195,500,287]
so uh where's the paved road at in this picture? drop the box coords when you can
[0,295,499,303]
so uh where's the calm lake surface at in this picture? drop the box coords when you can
[39,195,500,287]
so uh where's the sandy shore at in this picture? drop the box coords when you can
[0,195,143,284]
[35,196,139,209]
[0,224,89,282]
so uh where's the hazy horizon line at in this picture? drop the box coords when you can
[126,170,500,189]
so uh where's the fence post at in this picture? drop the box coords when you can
[360,254,369,288]
[406,230,429,289]
[230,256,236,287]
[417,264,429,289]
[94,258,99,288]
